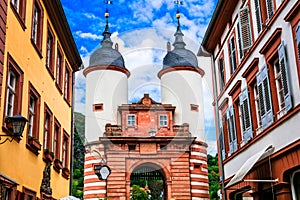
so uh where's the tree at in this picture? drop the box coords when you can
[207,154,220,200]
[131,185,148,200]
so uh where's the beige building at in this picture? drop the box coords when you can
[200,0,300,199]
[0,0,81,199]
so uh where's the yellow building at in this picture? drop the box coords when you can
[0,0,81,199]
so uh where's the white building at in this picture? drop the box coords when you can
[200,0,300,199]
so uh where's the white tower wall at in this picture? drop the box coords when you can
[85,70,128,142]
[161,70,205,140]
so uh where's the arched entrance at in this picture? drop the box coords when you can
[130,163,167,200]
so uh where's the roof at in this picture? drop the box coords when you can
[201,0,238,53]
[43,0,82,71]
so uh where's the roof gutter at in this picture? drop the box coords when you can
[201,0,224,48]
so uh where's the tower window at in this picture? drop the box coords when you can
[190,104,199,112]
[93,103,103,112]
[128,145,136,151]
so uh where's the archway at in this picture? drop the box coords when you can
[130,163,167,200]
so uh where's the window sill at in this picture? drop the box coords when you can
[45,65,55,80]
[55,82,63,94]
[31,39,43,59]
[10,3,26,31]
[26,143,40,155]
[64,97,71,107]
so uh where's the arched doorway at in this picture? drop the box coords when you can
[130,163,166,200]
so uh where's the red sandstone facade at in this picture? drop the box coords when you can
[84,95,210,200]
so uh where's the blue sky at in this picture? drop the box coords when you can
[60,0,218,155]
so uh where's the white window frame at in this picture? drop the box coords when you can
[127,114,136,127]
[32,4,39,44]
[12,0,20,12]
[28,95,35,137]
[159,114,168,127]
[6,71,16,117]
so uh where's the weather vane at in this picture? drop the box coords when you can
[104,0,113,18]
[174,0,183,19]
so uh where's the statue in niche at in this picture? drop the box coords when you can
[40,162,52,195]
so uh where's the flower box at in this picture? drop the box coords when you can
[28,136,42,151]
[43,149,54,163]
[62,167,70,179]
[53,159,63,172]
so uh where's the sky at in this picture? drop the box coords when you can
[60,0,218,155]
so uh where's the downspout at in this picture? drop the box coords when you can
[198,46,227,200]
[69,70,75,195]
[70,64,82,195]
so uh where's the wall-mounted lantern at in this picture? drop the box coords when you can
[0,115,28,144]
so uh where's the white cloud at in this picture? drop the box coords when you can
[75,31,102,40]
[83,13,100,20]
[80,46,88,53]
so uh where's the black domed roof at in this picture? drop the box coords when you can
[88,17,126,69]
[89,47,125,68]
[162,20,198,69]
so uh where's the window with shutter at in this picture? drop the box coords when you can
[229,36,237,74]
[226,106,238,154]
[266,0,274,21]
[237,22,244,60]
[296,22,300,64]
[218,57,225,89]
[239,88,253,143]
[278,41,292,112]
[219,122,226,160]
[256,65,274,130]
[254,0,263,34]
[238,6,252,52]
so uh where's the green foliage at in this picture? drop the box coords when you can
[72,112,85,199]
[207,154,220,200]
[148,180,163,200]
[131,185,148,200]
[130,179,146,188]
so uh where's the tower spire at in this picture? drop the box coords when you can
[101,0,113,48]
[173,0,186,49]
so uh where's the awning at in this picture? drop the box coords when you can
[225,144,274,189]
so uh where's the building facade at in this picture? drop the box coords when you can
[83,10,210,200]
[0,0,81,199]
[200,0,300,199]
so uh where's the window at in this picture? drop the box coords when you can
[239,88,253,143]
[190,104,199,112]
[295,22,300,85]
[291,170,300,200]
[56,47,64,90]
[64,64,71,102]
[11,0,26,23]
[43,104,52,151]
[219,121,226,160]
[237,22,244,60]
[53,119,61,159]
[253,82,262,134]
[238,6,252,53]
[5,55,23,119]
[128,145,136,151]
[159,115,168,127]
[93,103,103,112]
[265,0,274,21]
[127,114,136,127]
[229,35,237,74]
[254,0,263,34]
[62,131,69,167]
[226,106,238,154]
[23,187,36,200]
[256,65,273,130]
[218,56,225,89]
[46,25,55,75]
[27,83,40,139]
[31,0,43,52]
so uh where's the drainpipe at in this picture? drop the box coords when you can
[198,46,227,200]
[69,70,75,195]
